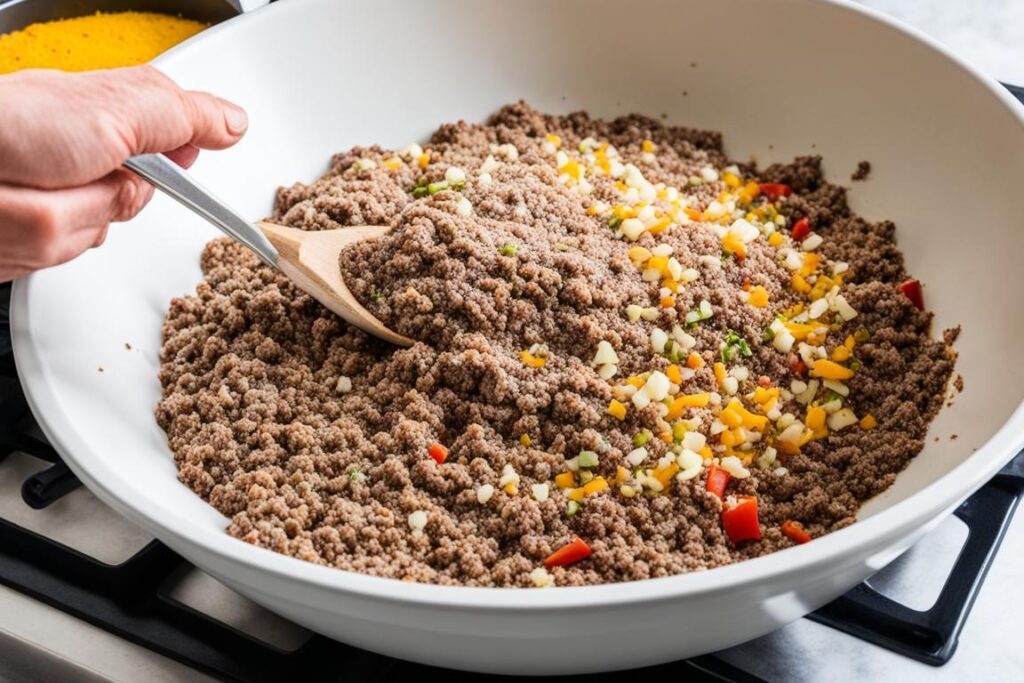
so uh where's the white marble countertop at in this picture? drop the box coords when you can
[856,0,1024,85]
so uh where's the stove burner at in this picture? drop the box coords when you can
[1,82,1023,679]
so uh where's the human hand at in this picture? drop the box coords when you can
[0,65,248,281]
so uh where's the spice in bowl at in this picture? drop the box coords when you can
[0,12,206,74]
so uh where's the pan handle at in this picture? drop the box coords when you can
[238,0,273,11]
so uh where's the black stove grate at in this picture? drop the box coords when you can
[2,81,1024,681]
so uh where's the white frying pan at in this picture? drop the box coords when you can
[11,0,1024,674]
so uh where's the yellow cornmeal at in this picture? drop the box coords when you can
[0,12,206,74]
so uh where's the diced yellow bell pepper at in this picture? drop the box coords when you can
[792,273,812,293]
[748,285,769,308]
[713,362,727,385]
[784,321,818,341]
[723,399,768,431]
[561,159,582,180]
[720,429,740,447]
[806,405,828,438]
[722,232,747,258]
[567,476,609,502]
[520,350,547,368]
[555,471,575,489]
[800,252,821,276]
[831,345,851,362]
[647,255,670,275]
[647,217,671,235]
[607,399,627,421]
[677,393,711,408]
[652,462,679,488]
[810,359,855,380]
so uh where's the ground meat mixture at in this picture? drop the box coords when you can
[157,103,956,587]
[851,160,872,181]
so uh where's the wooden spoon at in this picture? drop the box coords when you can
[124,154,413,347]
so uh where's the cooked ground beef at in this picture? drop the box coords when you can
[851,160,872,181]
[157,102,956,587]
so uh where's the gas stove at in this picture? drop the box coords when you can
[3,264,1024,683]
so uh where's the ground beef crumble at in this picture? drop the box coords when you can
[157,102,956,587]
[851,160,871,181]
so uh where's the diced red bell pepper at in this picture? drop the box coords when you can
[781,520,812,544]
[791,217,810,241]
[544,537,592,568]
[428,442,449,464]
[759,183,792,202]
[899,279,924,311]
[788,356,807,377]
[705,463,731,499]
[722,496,762,544]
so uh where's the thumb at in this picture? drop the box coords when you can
[106,65,248,157]
[176,89,249,151]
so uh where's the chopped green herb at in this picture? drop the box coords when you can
[349,468,364,481]
[411,179,430,198]
[762,326,776,342]
[370,291,385,301]
[427,180,449,195]
[499,243,519,256]
[566,500,582,516]
[450,180,466,192]
[721,329,753,363]
[608,215,624,230]
[555,242,571,251]
[688,176,702,186]
[822,390,844,404]
[578,450,599,468]
[854,327,871,343]
[633,429,652,447]
[684,306,712,329]
[849,357,862,372]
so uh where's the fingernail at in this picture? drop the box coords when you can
[223,101,248,136]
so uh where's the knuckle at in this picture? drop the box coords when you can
[113,178,151,222]
[29,203,61,248]
[91,223,111,248]
[125,64,173,90]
